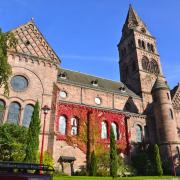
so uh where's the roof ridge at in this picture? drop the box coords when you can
[60,68,123,84]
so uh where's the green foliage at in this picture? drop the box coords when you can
[153,144,163,176]
[24,101,40,163]
[110,127,118,178]
[96,152,110,176]
[89,151,97,176]
[132,152,149,175]
[37,151,54,174]
[0,123,27,161]
[0,29,17,95]
[132,144,163,176]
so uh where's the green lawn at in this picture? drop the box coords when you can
[53,176,179,180]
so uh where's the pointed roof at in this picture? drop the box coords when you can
[171,83,180,108]
[10,20,60,64]
[124,4,139,29]
[152,76,169,93]
[122,4,151,36]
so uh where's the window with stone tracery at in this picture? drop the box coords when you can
[101,121,108,139]
[111,122,118,140]
[71,117,78,135]
[7,102,21,124]
[59,115,67,135]
[22,104,34,128]
[149,59,159,74]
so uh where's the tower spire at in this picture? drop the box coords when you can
[122,5,151,36]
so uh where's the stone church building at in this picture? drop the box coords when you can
[0,5,180,173]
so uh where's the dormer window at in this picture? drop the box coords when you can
[59,72,67,79]
[119,86,126,92]
[141,28,146,33]
[91,80,98,87]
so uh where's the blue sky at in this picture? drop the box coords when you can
[1,0,180,88]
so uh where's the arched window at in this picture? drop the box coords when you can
[151,44,154,53]
[22,104,34,127]
[147,43,151,52]
[59,115,66,135]
[142,41,145,49]
[135,124,142,142]
[0,100,5,123]
[138,39,142,48]
[142,56,149,71]
[7,102,21,124]
[71,117,78,135]
[111,122,118,140]
[101,121,108,139]
[149,60,159,74]
[170,109,174,119]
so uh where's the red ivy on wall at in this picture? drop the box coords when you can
[56,102,130,154]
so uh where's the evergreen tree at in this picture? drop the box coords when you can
[153,144,163,176]
[110,127,118,178]
[24,101,40,163]
[89,151,97,176]
[0,29,17,95]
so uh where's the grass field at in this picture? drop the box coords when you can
[53,176,179,180]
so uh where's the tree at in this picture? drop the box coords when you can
[24,101,40,163]
[0,29,17,95]
[110,126,118,178]
[89,151,97,176]
[153,144,163,176]
[0,123,27,161]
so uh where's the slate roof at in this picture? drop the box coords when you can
[11,20,60,64]
[152,76,169,92]
[58,68,140,98]
[170,83,180,108]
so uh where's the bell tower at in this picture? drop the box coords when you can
[118,5,163,109]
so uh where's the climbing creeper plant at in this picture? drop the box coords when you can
[0,29,17,95]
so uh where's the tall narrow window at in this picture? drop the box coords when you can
[142,41,145,49]
[7,102,21,124]
[59,116,66,135]
[170,109,174,119]
[101,121,108,139]
[22,104,34,127]
[0,100,5,123]
[71,117,78,135]
[135,124,142,142]
[111,122,118,140]
[138,39,142,48]
[147,43,151,52]
[167,92,170,100]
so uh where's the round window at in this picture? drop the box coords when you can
[95,97,101,105]
[59,91,67,98]
[11,75,28,91]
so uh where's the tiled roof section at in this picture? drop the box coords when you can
[152,76,169,92]
[11,20,60,64]
[171,83,180,108]
[58,68,140,98]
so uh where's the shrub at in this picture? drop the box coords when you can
[89,151,97,176]
[0,123,27,162]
